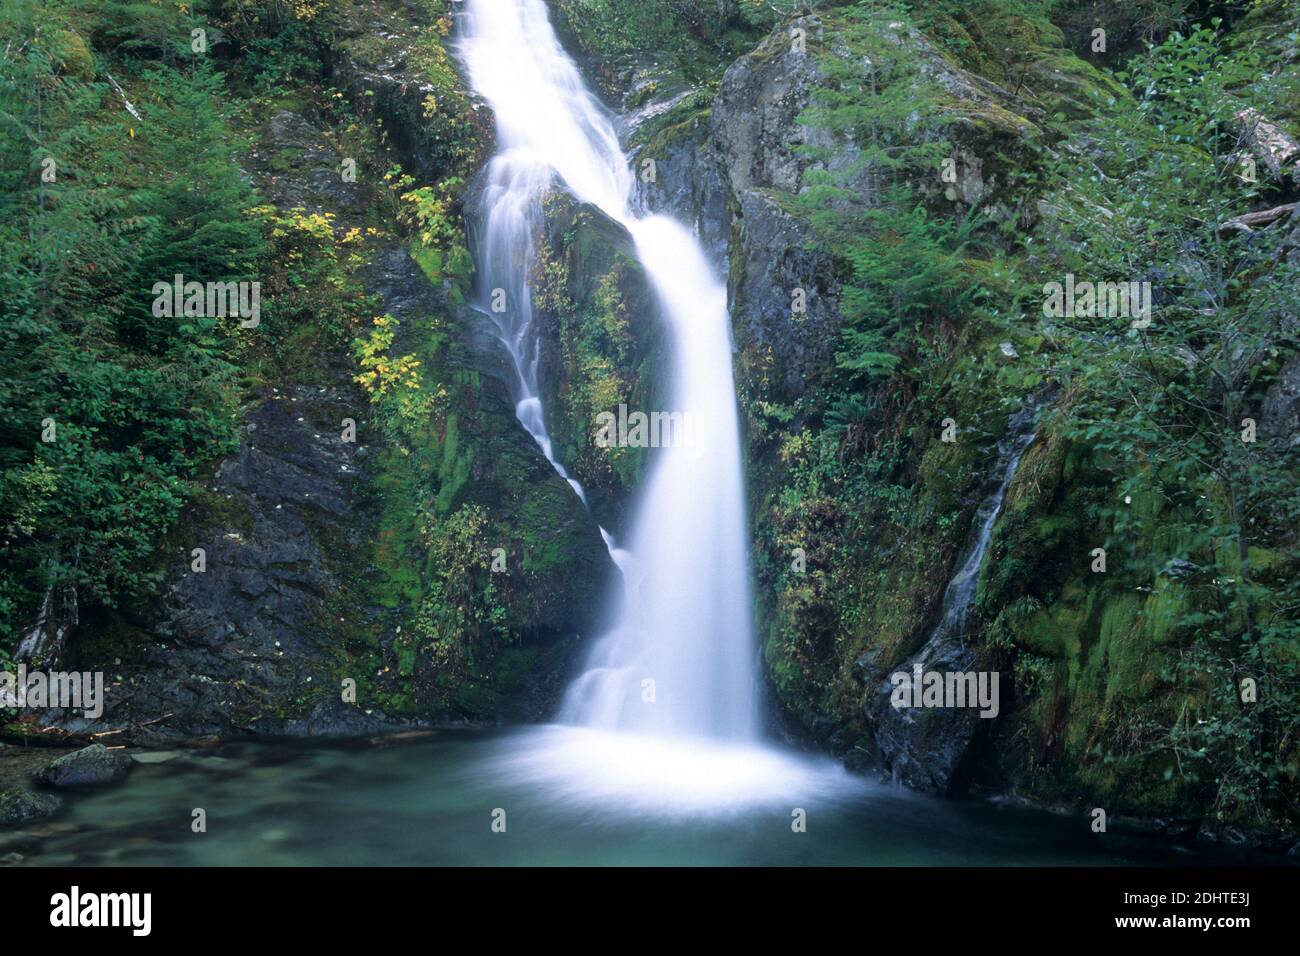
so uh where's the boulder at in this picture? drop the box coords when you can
[0,787,62,826]
[35,745,132,788]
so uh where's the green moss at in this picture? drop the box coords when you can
[632,94,713,154]
[1025,53,1129,119]
[435,412,473,513]
[529,193,668,526]
[912,1,1132,120]
[372,447,424,609]
[552,0,772,84]
[410,242,446,286]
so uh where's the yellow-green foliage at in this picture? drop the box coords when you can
[354,315,422,394]
[248,205,372,372]
[388,171,472,288]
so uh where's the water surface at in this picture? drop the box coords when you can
[2,729,1271,867]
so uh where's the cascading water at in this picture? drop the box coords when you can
[870,402,1042,793]
[462,1,626,524]
[461,0,857,812]
[462,0,754,738]
[925,405,1040,650]
[554,217,756,739]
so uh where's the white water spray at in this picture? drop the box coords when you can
[461,0,858,809]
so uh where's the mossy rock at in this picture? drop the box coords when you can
[531,191,669,535]
[921,2,1131,121]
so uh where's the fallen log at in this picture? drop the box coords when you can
[1218,202,1297,234]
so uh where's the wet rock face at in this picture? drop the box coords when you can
[35,744,132,788]
[251,110,364,213]
[659,17,847,404]
[330,3,491,184]
[364,239,615,655]
[94,374,378,739]
[525,192,670,536]
[868,643,982,795]
[635,114,732,276]
[710,18,839,198]
[1262,355,1300,449]
[90,109,384,737]
[725,189,841,402]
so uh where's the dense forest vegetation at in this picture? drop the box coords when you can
[2,0,1297,841]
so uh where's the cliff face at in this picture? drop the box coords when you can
[9,0,614,744]
[607,2,1300,840]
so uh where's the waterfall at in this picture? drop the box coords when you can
[461,0,756,740]
[461,0,859,813]
[460,0,627,533]
[925,404,1040,650]
[870,401,1041,793]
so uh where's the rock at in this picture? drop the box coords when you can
[1161,558,1200,580]
[1196,821,1250,846]
[35,744,132,788]
[14,584,78,668]
[641,14,1047,405]
[0,787,62,826]
[1161,818,1199,841]
[1262,355,1300,449]
[1220,826,1249,847]
[807,713,840,744]
[865,404,1041,794]
[330,1,491,183]
[527,190,668,534]
[129,751,182,765]
[869,636,982,795]
[1233,108,1300,186]
[852,647,885,684]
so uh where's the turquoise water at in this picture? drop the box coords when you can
[0,729,1273,866]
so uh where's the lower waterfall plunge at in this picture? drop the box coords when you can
[459,0,859,808]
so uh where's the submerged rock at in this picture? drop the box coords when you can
[0,787,62,826]
[129,751,182,765]
[36,745,132,788]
